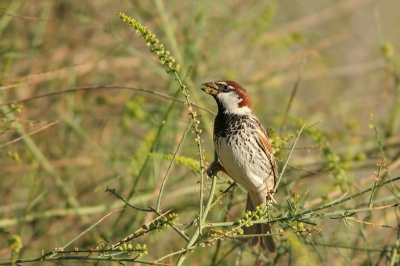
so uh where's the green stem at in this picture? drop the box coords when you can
[204,176,400,228]
[176,153,218,266]
[111,86,181,231]
[368,164,382,208]
[0,85,214,114]
[156,121,193,212]
[274,124,305,191]
[0,0,23,39]
[280,58,306,136]
[368,114,399,206]
[388,78,400,137]
[201,153,219,225]
[390,230,399,266]
[0,256,165,265]
[281,175,400,222]
[154,248,187,263]
[305,242,391,252]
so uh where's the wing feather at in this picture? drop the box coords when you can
[254,119,279,185]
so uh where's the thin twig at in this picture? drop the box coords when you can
[346,216,399,231]
[61,208,124,250]
[0,85,215,115]
[203,176,400,228]
[156,121,193,212]
[0,116,69,148]
[280,56,306,136]
[111,209,174,249]
[274,124,306,191]
[106,188,152,212]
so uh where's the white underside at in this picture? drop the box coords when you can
[216,136,270,207]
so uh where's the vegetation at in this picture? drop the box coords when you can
[1,1,399,265]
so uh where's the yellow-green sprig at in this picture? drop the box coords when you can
[117,13,180,73]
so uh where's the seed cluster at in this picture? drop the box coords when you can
[117,13,180,73]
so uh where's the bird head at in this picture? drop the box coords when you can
[202,80,253,114]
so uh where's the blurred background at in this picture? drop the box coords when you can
[1,0,399,265]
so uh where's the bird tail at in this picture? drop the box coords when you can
[240,193,276,252]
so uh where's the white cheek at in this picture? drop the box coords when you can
[229,106,252,115]
[217,92,252,115]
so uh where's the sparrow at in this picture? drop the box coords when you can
[201,80,277,252]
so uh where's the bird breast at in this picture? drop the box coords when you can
[213,114,275,196]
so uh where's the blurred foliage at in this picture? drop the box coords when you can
[150,153,201,172]
[0,0,400,265]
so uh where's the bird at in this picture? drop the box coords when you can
[201,80,278,252]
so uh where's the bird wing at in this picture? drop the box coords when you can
[254,120,279,185]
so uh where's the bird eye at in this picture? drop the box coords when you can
[216,82,231,92]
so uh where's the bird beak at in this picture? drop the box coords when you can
[201,82,219,96]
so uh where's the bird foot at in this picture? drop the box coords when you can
[206,161,227,177]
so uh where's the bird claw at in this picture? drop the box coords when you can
[206,161,227,177]
[266,188,277,205]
